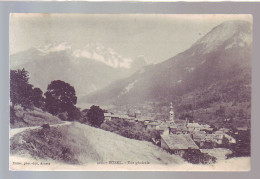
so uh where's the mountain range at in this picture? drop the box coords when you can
[82,20,252,127]
[10,43,147,97]
[10,20,252,127]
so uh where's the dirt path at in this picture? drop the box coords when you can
[9,121,71,139]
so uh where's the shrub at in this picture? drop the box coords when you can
[41,124,50,129]
[226,130,250,158]
[10,126,78,164]
[86,105,104,127]
[58,112,68,121]
[100,118,158,142]
[182,149,217,164]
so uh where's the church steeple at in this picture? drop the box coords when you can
[169,102,174,122]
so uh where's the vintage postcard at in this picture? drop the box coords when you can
[9,14,252,171]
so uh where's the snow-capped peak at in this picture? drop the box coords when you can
[36,42,72,54]
[72,43,133,69]
[32,42,146,69]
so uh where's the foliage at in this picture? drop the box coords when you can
[10,106,62,128]
[57,112,68,121]
[182,149,217,164]
[10,126,78,164]
[10,106,16,125]
[10,106,25,125]
[67,106,82,121]
[86,105,104,127]
[10,69,43,107]
[10,69,47,125]
[10,69,82,124]
[41,124,50,129]
[216,106,226,118]
[101,118,160,142]
[195,141,216,149]
[179,112,194,122]
[44,80,77,117]
[10,69,33,108]
[30,87,44,108]
[226,130,251,158]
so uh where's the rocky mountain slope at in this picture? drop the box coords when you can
[83,20,252,126]
[10,43,146,97]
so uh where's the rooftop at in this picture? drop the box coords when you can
[161,134,199,150]
[104,112,111,116]
[193,133,224,140]
[187,123,201,128]
[147,122,160,126]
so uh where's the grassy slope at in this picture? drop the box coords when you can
[10,122,250,171]
[11,106,62,128]
[10,122,183,165]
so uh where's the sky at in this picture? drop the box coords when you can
[10,14,252,64]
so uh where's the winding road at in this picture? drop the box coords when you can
[9,121,72,139]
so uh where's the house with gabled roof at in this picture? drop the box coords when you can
[192,133,224,148]
[160,132,199,157]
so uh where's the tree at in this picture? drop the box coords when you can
[216,106,226,119]
[30,87,44,108]
[87,105,104,127]
[67,106,81,121]
[10,69,33,108]
[44,80,77,117]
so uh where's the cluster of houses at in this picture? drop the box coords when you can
[104,102,236,157]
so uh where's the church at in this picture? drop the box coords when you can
[160,102,200,156]
[167,102,189,134]
[159,102,235,152]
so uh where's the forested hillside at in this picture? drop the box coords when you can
[83,20,252,127]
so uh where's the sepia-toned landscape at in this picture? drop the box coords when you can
[9,14,251,171]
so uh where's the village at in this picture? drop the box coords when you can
[7,13,253,173]
[103,102,237,158]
